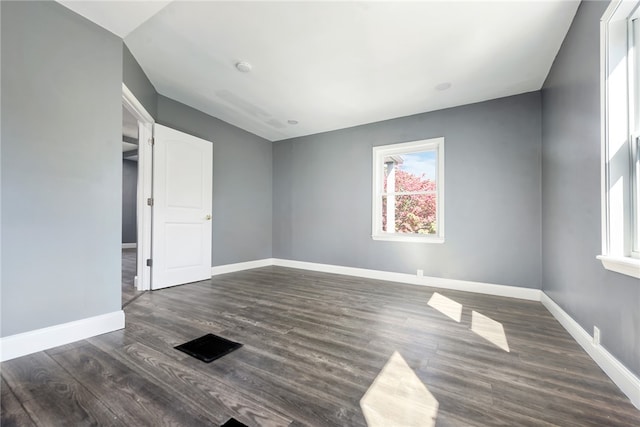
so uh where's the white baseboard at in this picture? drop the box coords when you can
[541,293,640,409]
[209,257,540,300]
[272,258,542,301]
[0,310,125,362]
[122,243,137,249]
[211,258,275,276]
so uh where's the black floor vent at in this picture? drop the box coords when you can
[221,417,249,427]
[174,333,242,363]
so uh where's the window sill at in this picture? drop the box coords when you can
[596,255,640,279]
[372,234,445,244]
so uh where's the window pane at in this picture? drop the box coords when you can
[634,17,639,129]
[374,137,444,242]
[634,17,640,254]
[382,194,437,234]
[383,150,436,194]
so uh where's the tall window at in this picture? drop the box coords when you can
[632,10,640,258]
[372,138,444,243]
[599,0,640,278]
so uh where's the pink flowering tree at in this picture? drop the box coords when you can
[382,169,437,234]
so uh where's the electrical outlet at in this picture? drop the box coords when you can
[417,269,424,277]
[593,326,601,346]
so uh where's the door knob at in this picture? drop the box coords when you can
[205,214,212,220]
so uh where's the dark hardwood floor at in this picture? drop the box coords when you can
[122,248,143,307]
[2,266,639,426]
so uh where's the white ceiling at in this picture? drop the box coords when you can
[58,1,580,142]
[58,0,172,38]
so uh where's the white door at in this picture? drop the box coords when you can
[151,124,212,290]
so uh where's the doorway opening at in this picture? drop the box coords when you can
[121,105,141,306]
[121,85,212,297]
[122,84,154,306]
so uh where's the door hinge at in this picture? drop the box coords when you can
[147,198,154,206]
[146,259,152,267]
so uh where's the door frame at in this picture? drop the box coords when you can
[122,83,154,291]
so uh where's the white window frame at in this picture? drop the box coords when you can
[597,0,640,279]
[372,137,444,243]
[631,10,640,258]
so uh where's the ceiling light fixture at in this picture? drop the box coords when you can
[435,82,452,91]
[287,120,299,125]
[235,61,252,73]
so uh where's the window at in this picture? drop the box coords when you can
[598,0,640,278]
[372,138,444,243]
[632,11,640,258]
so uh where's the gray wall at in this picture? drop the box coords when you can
[5,0,635,382]
[122,159,138,244]
[1,1,122,336]
[541,0,640,377]
[123,44,157,119]
[273,92,542,289]
[156,95,273,266]
[123,47,273,265]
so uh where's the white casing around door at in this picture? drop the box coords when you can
[151,124,212,290]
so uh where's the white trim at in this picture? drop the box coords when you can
[371,234,445,243]
[136,121,152,291]
[208,257,540,300]
[0,311,125,362]
[601,4,610,256]
[372,137,445,243]
[211,258,275,276]
[541,293,640,410]
[596,255,640,278]
[122,83,154,292]
[272,258,541,301]
[122,243,137,249]
[122,83,153,123]
[600,0,640,276]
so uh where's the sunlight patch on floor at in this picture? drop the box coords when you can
[471,310,510,352]
[427,292,462,322]
[360,351,438,427]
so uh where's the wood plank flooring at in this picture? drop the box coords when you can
[2,266,639,426]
